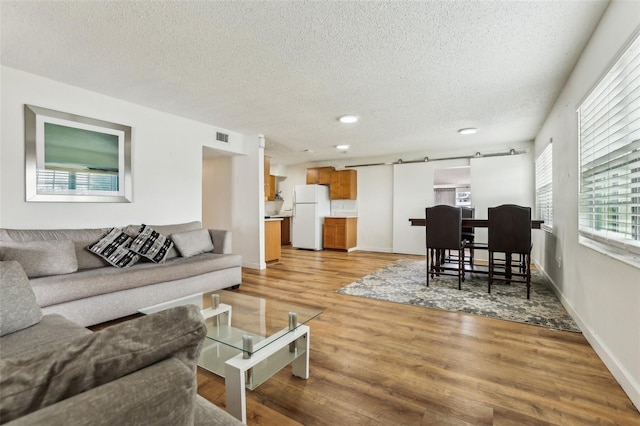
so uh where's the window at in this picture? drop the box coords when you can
[578,32,640,258]
[535,143,553,231]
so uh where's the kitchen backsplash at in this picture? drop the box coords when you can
[266,199,357,216]
[265,200,284,216]
[330,200,358,216]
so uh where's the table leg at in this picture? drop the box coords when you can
[291,333,310,379]
[224,363,246,424]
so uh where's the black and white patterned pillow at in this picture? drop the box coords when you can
[88,228,140,268]
[129,224,174,263]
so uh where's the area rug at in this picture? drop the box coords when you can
[337,259,580,332]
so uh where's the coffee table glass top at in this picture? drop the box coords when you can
[139,290,323,356]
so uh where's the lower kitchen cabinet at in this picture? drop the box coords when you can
[265,219,281,262]
[280,216,291,245]
[323,217,357,251]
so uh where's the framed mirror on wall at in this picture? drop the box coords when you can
[24,104,132,202]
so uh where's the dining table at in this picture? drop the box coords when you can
[410,217,543,279]
[408,218,544,228]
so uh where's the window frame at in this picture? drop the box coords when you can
[535,143,553,233]
[577,31,640,265]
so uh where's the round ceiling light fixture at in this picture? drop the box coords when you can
[458,127,478,135]
[338,115,360,124]
[336,144,350,150]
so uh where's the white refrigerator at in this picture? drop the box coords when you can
[292,184,331,250]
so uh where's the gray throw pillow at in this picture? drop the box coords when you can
[0,305,206,423]
[0,240,78,278]
[0,261,43,336]
[88,228,140,268]
[129,224,174,263]
[171,229,214,258]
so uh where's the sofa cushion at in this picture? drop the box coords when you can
[30,252,243,308]
[0,241,78,278]
[0,305,206,424]
[125,221,202,260]
[0,314,91,359]
[0,261,43,337]
[129,224,174,263]
[172,229,214,258]
[88,228,140,268]
[0,227,111,270]
[6,359,197,426]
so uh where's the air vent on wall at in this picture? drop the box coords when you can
[216,132,229,143]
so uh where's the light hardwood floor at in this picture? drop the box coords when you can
[197,247,640,425]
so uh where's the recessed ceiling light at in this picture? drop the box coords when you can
[304,149,314,154]
[458,128,478,135]
[338,115,359,124]
[336,144,350,150]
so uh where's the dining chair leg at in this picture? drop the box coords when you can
[488,251,493,294]
[426,250,430,287]
[457,252,462,290]
[526,253,531,299]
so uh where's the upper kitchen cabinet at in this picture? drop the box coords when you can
[264,155,271,200]
[330,169,357,200]
[264,156,277,201]
[306,167,335,185]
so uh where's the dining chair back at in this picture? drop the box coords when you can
[425,205,465,289]
[488,204,532,298]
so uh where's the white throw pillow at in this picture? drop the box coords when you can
[171,229,214,258]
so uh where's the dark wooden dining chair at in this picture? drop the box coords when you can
[425,205,465,289]
[487,204,532,299]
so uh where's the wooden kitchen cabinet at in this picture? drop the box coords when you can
[330,169,357,200]
[265,219,281,262]
[267,175,276,201]
[323,217,357,251]
[264,156,272,200]
[280,216,291,245]
[306,167,335,185]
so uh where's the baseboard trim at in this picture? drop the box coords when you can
[533,261,640,411]
[356,246,395,253]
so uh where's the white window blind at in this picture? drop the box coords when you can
[578,32,640,257]
[535,143,553,231]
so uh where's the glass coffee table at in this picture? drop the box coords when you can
[139,290,323,423]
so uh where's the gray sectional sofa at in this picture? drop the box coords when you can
[0,260,242,425]
[0,221,242,327]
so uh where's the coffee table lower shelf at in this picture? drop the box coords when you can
[198,324,311,423]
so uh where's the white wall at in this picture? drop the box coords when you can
[230,136,264,270]
[202,154,233,230]
[0,67,267,269]
[355,165,394,252]
[470,152,535,259]
[533,1,640,409]
[392,162,436,254]
[0,67,245,228]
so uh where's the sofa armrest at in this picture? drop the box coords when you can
[6,359,195,426]
[0,306,205,423]
[208,229,232,254]
[194,395,244,425]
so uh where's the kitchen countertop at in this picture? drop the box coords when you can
[326,215,358,218]
[264,217,283,222]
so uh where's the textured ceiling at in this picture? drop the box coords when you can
[1,1,608,165]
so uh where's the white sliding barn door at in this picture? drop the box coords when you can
[392,162,434,255]
[470,153,535,260]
